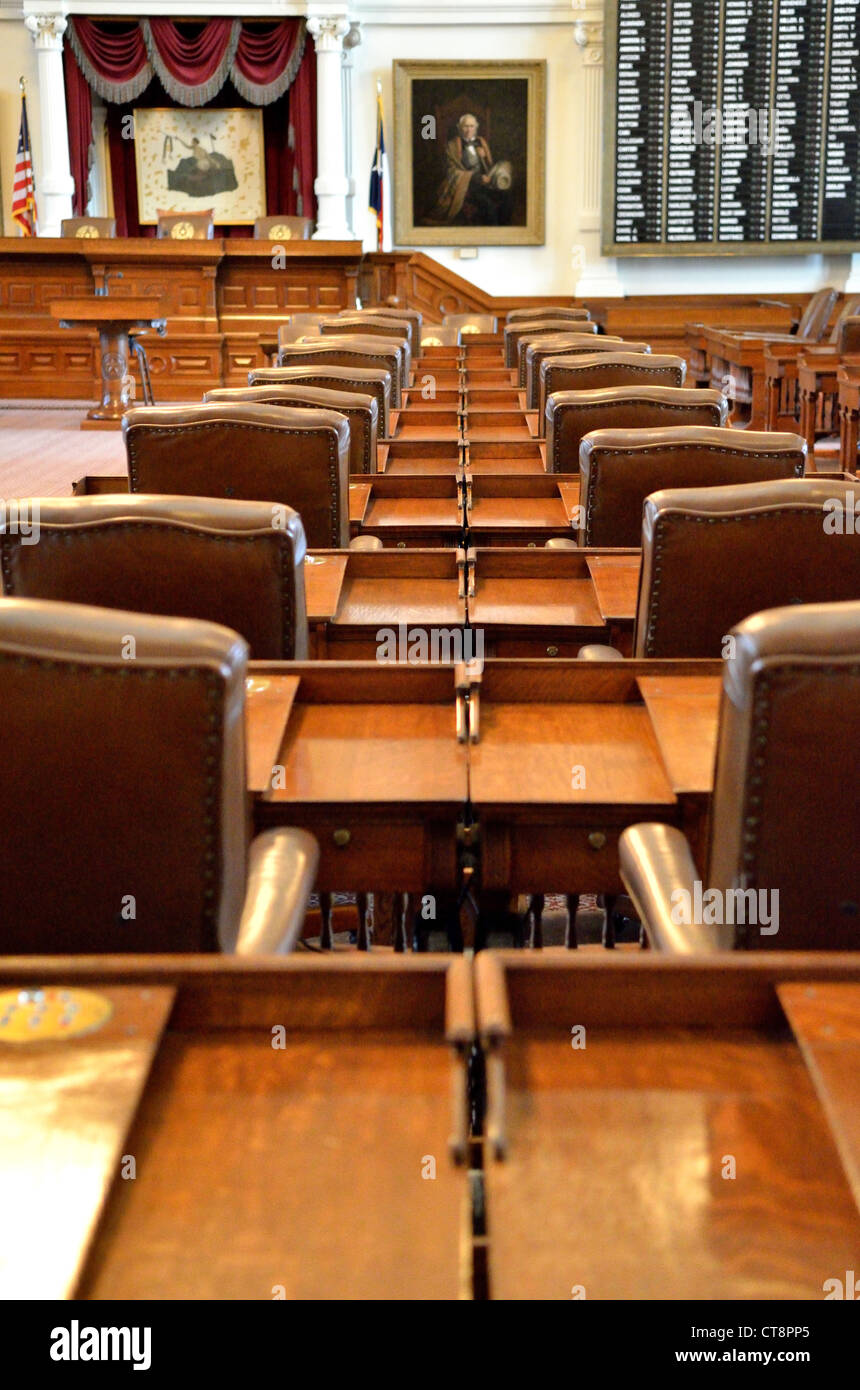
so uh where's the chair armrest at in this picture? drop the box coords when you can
[349,534,383,552]
[233,827,320,956]
[619,824,731,954]
[544,537,578,550]
[578,644,624,661]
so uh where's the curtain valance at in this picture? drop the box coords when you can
[67,16,307,108]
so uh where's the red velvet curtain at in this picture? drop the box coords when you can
[64,17,315,233]
[63,44,92,217]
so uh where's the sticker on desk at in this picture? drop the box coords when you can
[0,988,114,1043]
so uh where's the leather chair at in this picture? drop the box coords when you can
[0,493,309,661]
[250,363,392,440]
[205,383,378,475]
[524,334,636,404]
[123,403,351,549]
[0,597,318,954]
[156,209,214,240]
[505,317,598,369]
[619,599,860,951]
[546,386,728,478]
[254,215,313,240]
[345,306,423,336]
[506,306,590,324]
[633,476,860,658]
[327,313,413,349]
[539,352,687,420]
[318,318,413,377]
[60,217,116,238]
[442,313,498,335]
[280,339,405,408]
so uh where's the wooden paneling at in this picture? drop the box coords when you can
[0,238,362,402]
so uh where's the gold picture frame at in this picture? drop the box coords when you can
[133,107,266,226]
[393,60,546,247]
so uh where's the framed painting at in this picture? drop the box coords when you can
[393,60,546,247]
[133,107,266,226]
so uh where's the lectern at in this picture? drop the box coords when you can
[50,298,167,430]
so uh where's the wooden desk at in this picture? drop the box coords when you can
[0,956,470,1301]
[303,549,464,658]
[464,439,547,475]
[51,296,166,429]
[0,237,362,402]
[467,548,612,657]
[477,952,860,1300]
[466,661,722,894]
[838,362,860,471]
[465,474,579,545]
[354,476,463,546]
[586,553,641,627]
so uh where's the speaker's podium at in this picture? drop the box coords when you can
[50,297,167,430]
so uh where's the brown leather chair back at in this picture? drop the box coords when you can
[539,352,687,419]
[506,306,590,324]
[349,306,423,335]
[524,334,634,403]
[443,313,498,335]
[707,600,860,948]
[254,215,313,240]
[318,318,412,379]
[517,326,603,387]
[832,297,860,349]
[205,383,378,475]
[328,314,413,348]
[796,286,839,340]
[636,474,855,659]
[280,339,404,408]
[156,209,214,240]
[123,403,351,548]
[250,363,392,438]
[0,494,308,661]
[0,597,248,953]
[549,386,727,480]
[61,217,116,238]
[505,317,597,368]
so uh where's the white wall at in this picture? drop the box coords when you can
[350,21,581,297]
[0,16,40,238]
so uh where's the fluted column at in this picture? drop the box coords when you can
[570,5,623,297]
[307,13,352,241]
[24,7,74,236]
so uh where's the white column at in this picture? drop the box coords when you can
[89,99,109,218]
[24,8,75,237]
[307,14,352,241]
[570,7,624,298]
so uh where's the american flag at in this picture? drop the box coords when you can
[12,92,37,237]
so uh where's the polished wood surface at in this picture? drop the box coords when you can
[245,675,300,793]
[638,675,722,796]
[480,954,860,1301]
[586,554,641,624]
[0,985,174,1299]
[1,238,362,402]
[779,983,860,1212]
[0,957,467,1301]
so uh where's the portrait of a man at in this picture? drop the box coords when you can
[394,61,546,247]
[426,113,513,227]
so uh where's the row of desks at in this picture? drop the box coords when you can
[302,547,640,657]
[244,660,721,896]
[3,952,858,1300]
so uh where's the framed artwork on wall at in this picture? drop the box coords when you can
[133,107,266,226]
[393,59,546,247]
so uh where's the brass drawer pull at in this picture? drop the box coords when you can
[587,831,606,851]
[333,829,351,848]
